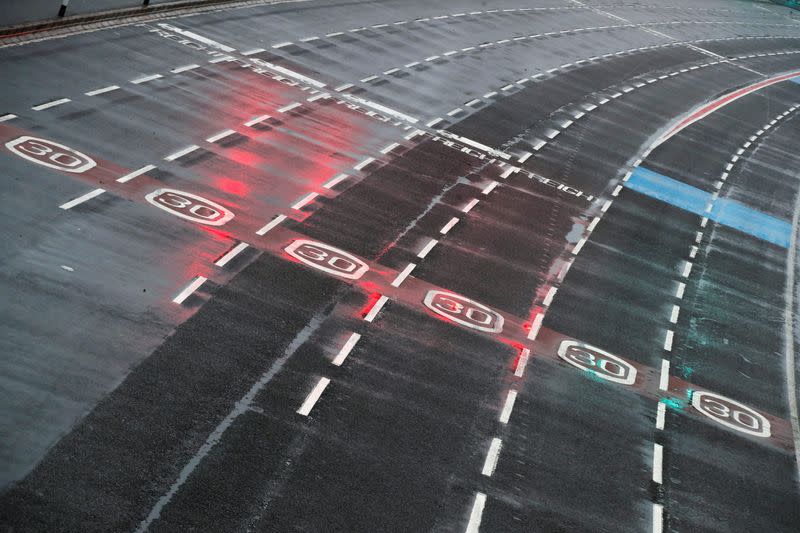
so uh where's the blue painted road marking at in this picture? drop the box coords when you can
[625,166,791,248]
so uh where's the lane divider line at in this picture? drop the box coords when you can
[59,188,105,210]
[332,332,361,367]
[172,276,207,304]
[297,377,331,416]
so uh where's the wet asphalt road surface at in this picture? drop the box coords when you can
[2,0,800,531]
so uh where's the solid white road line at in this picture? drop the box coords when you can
[164,145,200,161]
[32,98,70,111]
[481,438,503,476]
[391,263,416,287]
[332,332,361,366]
[515,348,531,376]
[173,276,207,304]
[255,214,286,235]
[117,164,156,183]
[417,239,438,259]
[59,188,105,210]
[499,390,517,423]
[364,295,388,322]
[215,242,249,267]
[273,41,293,49]
[242,48,266,55]
[297,377,331,416]
[440,217,460,234]
[465,493,487,533]
[653,443,664,484]
[659,359,670,390]
[85,85,119,96]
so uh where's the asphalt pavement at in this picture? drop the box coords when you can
[1,0,800,531]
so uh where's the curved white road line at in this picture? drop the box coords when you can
[784,178,800,479]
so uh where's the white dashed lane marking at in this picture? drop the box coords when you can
[172,276,207,304]
[215,242,249,267]
[85,85,120,96]
[363,295,389,322]
[465,493,487,533]
[255,214,286,236]
[417,238,438,259]
[32,98,71,111]
[164,145,200,162]
[481,437,503,476]
[499,390,518,424]
[117,164,156,183]
[332,332,361,366]
[59,188,106,210]
[391,263,417,287]
[297,377,331,416]
[440,217,460,235]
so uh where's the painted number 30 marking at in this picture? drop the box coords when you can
[423,290,504,333]
[285,240,369,280]
[5,136,97,173]
[557,341,637,385]
[692,391,770,438]
[145,189,234,226]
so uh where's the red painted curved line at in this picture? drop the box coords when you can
[662,69,800,142]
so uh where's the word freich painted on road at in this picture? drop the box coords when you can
[5,136,97,173]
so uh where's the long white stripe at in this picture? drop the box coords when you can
[277,102,302,113]
[291,192,318,210]
[332,332,361,366]
[653,503,664,533]
[157,24,236,52]
[527,313,544,341]
[297,377,331,416]
[59,188,105,210]
[323,173,349,189]
[543,286,558,307]
[171,64,201,73]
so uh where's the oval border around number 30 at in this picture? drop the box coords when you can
[423,290,504,333]
[5,136,97,173]
[145,188,234,226]
[691,390,771,438]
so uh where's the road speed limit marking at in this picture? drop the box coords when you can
[6,136,97,173]
[285,240,369,280]
[557,341,637,385]
[423,290,504,333]
[691,391,771,438]
[145,188,234,226]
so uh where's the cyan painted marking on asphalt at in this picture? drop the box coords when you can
[790,76,800,85]
[625,167,791,248]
